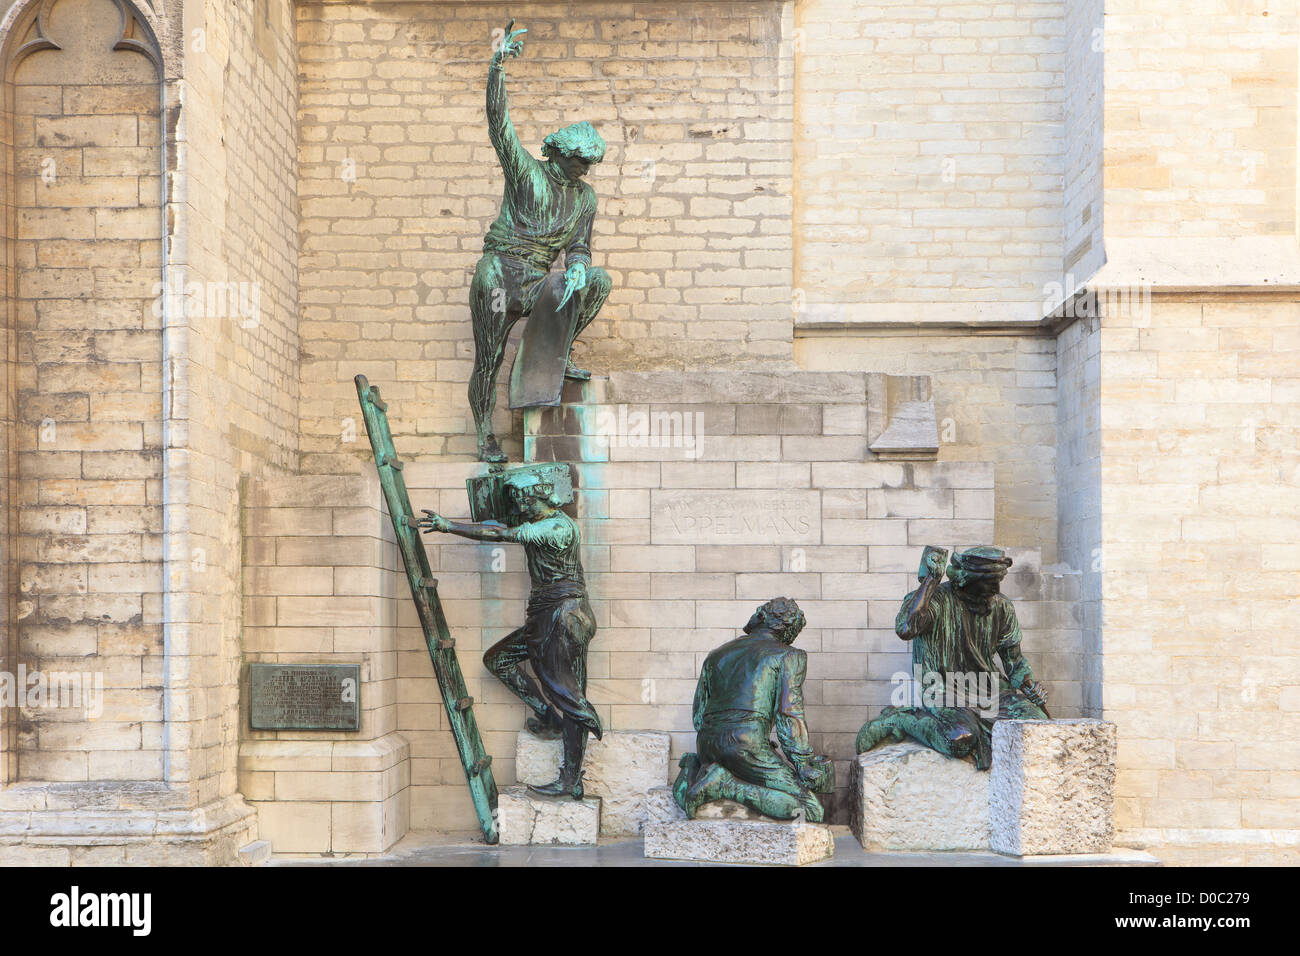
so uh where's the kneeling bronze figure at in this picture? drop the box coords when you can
[673,598,834,822]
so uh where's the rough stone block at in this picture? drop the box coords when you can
[990,719,1116,856]
[497,787,601,846]
[515,730,671,836]
[851,743,990,851]
[644,818,834,866]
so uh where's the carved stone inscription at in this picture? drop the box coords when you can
[651,490,821,545]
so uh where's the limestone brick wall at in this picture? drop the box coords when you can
[794,0,1065,323]
[795,332,1060,560]
[1062,0,1103,281]
[295,1,795,471]
[240,472,409,855]
[396,370,1080,832]
[1098,294,1300,864]
[1103,1,1298,241]
[174,0,301,810]
[7,0,165,782]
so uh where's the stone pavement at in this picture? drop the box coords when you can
[270,828,1158,867]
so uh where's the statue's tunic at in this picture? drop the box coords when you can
[509,512,600,738]
[479,60,595,296]
[857,582,1046,769]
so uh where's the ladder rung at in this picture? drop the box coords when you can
[436,638,455,650]
[470,756,492,775]
[366,388,387,412]
[454,696,474,712]
[378,454,403,470]
[403,515,421,529]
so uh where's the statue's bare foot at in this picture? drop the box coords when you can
[478,433,508,463]
[563,359,591,381]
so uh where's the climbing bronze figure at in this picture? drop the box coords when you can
[468,20,611,463]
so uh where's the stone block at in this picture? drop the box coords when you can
[990,719,1116,856]
[644,818,834,866]
[497,787,601,846]
[515,730,671,836]
[851,743,990,851]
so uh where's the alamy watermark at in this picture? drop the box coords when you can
[1043,274,1151,323]
[0,665,104,720]
[151,278,262,328]
[593,404,706,460]
[890,665,999,718]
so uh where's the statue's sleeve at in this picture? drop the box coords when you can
[512,515,573,550]
[692,664,709,732]
[565,189,596,268]
[774,649,814,761]
[486,58,531,184]
[895,587,936,641]
[995,599,1023,651]
[996,601,1036,686]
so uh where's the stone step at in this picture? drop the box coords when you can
[642,787,834,865]
[516,730,671,837]
[851,742,991,851]
[497,787,601,846]
[644,818,834,866]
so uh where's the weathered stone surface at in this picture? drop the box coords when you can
[515,730,671,836]
[644,818,834,866]
[990,719,1116,856]
[644,786,685,824]
[851,742,990,851]
[497,787,601,846]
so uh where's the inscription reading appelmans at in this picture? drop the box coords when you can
[249,664,361,731]
[650,490,821,545]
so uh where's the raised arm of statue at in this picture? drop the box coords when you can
[895,545,946,641]
[486,21,531,184]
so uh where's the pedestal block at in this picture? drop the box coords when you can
[642,789,834,866]
[496,787,601,846]
[990,719,1116,856]
[851,743,990,851]
[515,730,671,836]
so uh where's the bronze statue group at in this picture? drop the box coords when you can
[417,21,1050,822]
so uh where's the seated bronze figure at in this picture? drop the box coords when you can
[856,545,1049,770]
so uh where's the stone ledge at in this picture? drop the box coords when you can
[0,793,258,865]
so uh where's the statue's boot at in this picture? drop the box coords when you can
[528,722,587,800]
[525,710,563,740]
[681,761,733,818]
[478,433,508,463]
[563,358,591,381]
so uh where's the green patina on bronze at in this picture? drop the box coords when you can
[674,598,835,822]
[354,375,499,844]
[469,20,613,463]
[418,463,600,800]
[855,545,1050,770]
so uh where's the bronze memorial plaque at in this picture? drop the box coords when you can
[249,664,361,731]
